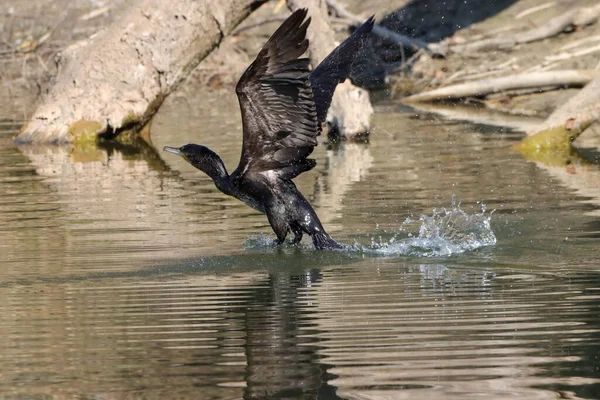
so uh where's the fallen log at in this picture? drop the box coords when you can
[404,70,600,103]
[17,0,267,144]
[287,0,373,139]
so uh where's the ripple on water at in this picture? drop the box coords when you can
[1,265,600,399]
[306,264,600,399]
[2,99,600,399]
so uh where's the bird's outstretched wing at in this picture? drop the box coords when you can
[310,16,374,125]
[234,9,374,181]
[235,8,318,180]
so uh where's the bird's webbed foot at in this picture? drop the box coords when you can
[290,231,303,245]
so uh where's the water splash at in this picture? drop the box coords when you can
[358,198,496,257]
[243,233,278,249]
[244,198,496,257]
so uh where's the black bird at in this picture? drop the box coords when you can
[164,9,374,250]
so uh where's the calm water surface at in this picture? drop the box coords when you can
[1,94,600,399]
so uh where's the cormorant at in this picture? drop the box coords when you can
[164,8,374,250]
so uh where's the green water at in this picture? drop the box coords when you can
[1,98,600,398]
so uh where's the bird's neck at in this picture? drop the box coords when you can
[203,157,233,194]
[214,175,234,195]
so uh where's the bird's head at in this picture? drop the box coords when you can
[163,144,227,180]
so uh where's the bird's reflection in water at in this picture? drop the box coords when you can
[243,269,338,400]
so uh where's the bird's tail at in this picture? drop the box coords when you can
[312,231,344,250]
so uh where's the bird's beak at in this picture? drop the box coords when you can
[163,146,182,157]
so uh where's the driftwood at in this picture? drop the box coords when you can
[286,0,373,138]
[404,70,600,103]
[525,43,600,73]
[17,0,266,144]
[452,4,600,53]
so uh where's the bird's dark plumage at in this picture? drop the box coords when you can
[164,9,374,249]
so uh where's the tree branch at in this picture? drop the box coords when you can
[404,70,600,102]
